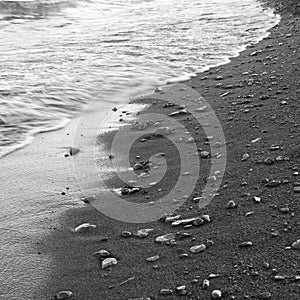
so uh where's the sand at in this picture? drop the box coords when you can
[1,0,299,299]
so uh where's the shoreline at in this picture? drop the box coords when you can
[37,1,300,299]
[0,0,299,299]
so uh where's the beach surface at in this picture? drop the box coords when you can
[0,0,299,299]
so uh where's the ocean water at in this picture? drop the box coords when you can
[0,0,280,158]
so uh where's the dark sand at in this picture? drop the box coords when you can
[39,1,299,299]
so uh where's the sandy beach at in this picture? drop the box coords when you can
[0,0,299,299]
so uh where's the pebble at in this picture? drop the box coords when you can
[201,214,211,223]
[293,186,300,193]
[291,239,300,250]
[253,196,261,203]
[258,292,272,299]
[74,223,96,233]
[56,291,73,299]
[121,231,132,238]
[102,257,118,269]
[193,217,204,226]
[239,241,253,247]
[146,255,160,262]
[202,279,209,289]
[160,289,173,295]
[279,207,289,214]
[171,217,197,226]
[190,244,206,253]
[155,233,176,243]
[226,200,237,209]
[165,215,181,223]
[134,228,153,238]
[93,249,110,258]
[200,151,210,158]
[211,290,222,299]
[242,153,250,161]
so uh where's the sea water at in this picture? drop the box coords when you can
[0,0,279,158]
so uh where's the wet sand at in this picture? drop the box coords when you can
[5,0,299,299]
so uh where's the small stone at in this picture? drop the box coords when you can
[165,215,181,223]
[190,244,206,253]
[134,228,154,238]
[253,196,261,203]
[201,214,211,223]
[121,231,132,238]
[193,217,204,226]
[102,257,118,269]
[258,292,272,299]
[160,289,173,295]
[208,273,219,279]
[155,233,176,243]
[211,289,222,299]
[175,285,187,295]
[242,153,250,161]
[239,241,253,247]
[146,255,160,262]
[200,151,210,158]
[93,249,110,258]
[226,200,237,209]
[56,291,73,299]
[74,223,96,233]
[291,239,300,250]
[273,275,285,281]
[279,207,289,214]
[293,186,300,193]
[202,279,209,289]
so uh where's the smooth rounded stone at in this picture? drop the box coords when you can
[176,285,187,295]
[192,197,201,203]
[226,200,237,209]
[165,215,181,223]
[211,290,222,299]
[146,255,160,262]
[56,291,73,299]
[190,244,206,253]
[258,292,272,299]
[93,249,110,258]
[102,257,117,269]
[134,228,154,238]
[239,241,253,247]
[291,239,300,250]
[193,217,204,226]
[160,289,173,295]
[293,186,300,193]
[200,151,210,158]
[121,231,132,238]
[202,279,209,289]
[155,233,176,243]
[242,153,250,161]
[74,223,96,233]
[279,207,289,214]
[201,214,211,223]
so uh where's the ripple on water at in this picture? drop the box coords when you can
[0,0,280,157]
